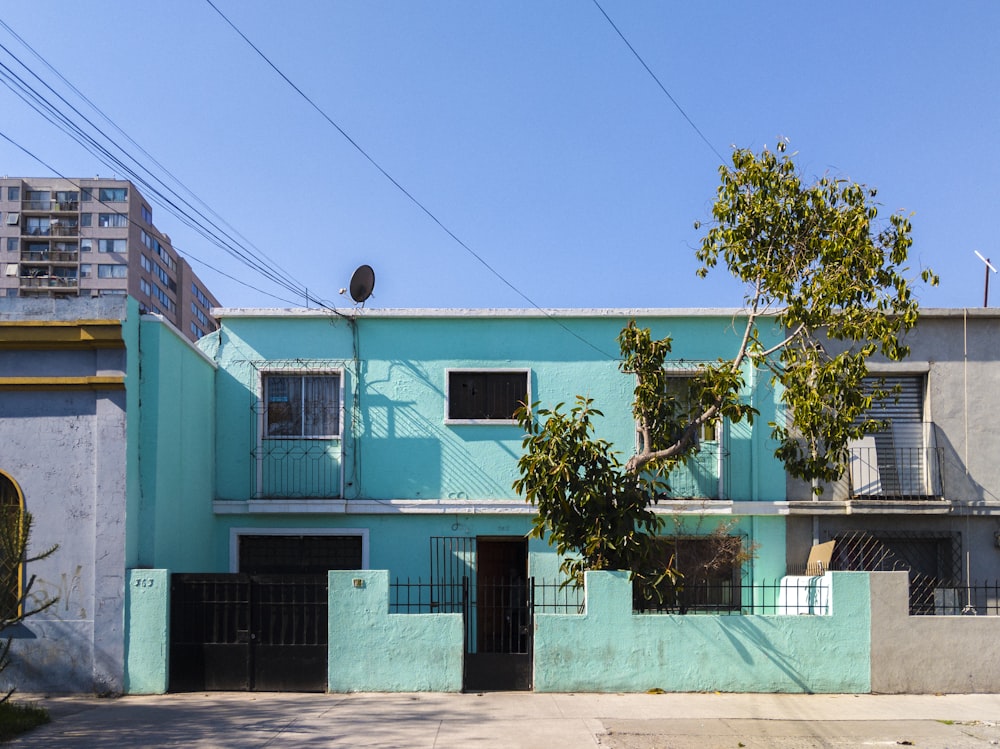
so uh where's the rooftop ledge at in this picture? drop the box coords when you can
[211,306,1000,320]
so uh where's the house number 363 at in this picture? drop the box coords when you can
[134,578,155,588]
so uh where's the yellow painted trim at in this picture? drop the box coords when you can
[0,376,125,391]
[0,320,124,349]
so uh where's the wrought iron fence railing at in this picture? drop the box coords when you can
[633,578,830,616]
[911,582,1000,616]
[848,442,943,499]
[388,578,830,617]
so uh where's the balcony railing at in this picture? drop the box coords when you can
[661,442,724,499]
[21,250,78,263]
[50,225,79,237]
[848,423,942,499]
[19,276,78,289]
[22,200,52,211]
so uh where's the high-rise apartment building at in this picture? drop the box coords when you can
[0,177,220,341]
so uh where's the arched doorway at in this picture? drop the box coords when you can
[0,473,25,620]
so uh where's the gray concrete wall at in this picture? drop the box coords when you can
[0,297,128,693]
[870,571,1000,693]
[786,310,1000,581]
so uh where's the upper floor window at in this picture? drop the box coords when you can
[6,187,19,201]
[141,204,152,224]
[849,374,939,499]
[663,373,718,442]
[98,213,128,228]
[80,213,92,227]
[98,239,126,253]
[24,217,49,236]
[263,373,341,438]
[24,190,49,210]
[97,264,127,279]
[98,187,127,202]
[446,369,529,423]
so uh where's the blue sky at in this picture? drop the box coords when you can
[0,2,997,311]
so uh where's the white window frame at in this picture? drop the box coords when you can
[260,370,344,440]
[444,368,531,425]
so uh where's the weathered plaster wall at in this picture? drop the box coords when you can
[869,571,1000,693]
[533,571,871,693]
[0,297,129,693]
[328,570,462,692]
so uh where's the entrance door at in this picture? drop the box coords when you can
[465,537,531,691]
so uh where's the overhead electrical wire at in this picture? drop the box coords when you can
[0,129,307,307]
[202,0,617,359]
[590,0,726,165]
[0,23,327,308]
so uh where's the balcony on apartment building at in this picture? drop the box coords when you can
[20,246,79,264]
[18,274,79,290]
[847,422,943,500]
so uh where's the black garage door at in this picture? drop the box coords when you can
[169,534,362,692]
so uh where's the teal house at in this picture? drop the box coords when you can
[126,306,805,694]
[9,299,999,695]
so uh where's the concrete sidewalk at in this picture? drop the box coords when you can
[8,691,1000,748]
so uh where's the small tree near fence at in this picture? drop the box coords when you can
[514,141,938,590]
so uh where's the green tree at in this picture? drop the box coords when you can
[0,505,57,703]
[514,142,937,585]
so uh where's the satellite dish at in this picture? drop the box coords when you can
[349,264,375,304]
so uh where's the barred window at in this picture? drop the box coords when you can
[264,374,340,438]
[446,369,529,422]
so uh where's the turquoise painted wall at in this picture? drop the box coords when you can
[124,298,142,569]
[328,570,463,692]
[123,569,170,694]
[533,571,871,693]
[324,568,870,694]
[201,311,787,506]
[137,318,217,571]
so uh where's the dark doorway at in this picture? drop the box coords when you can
[465,536,531,691]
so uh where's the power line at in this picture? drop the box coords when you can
[0,25,325,307]
[0,129,309,308]
[591,0,727,165]
[203,0,617,359]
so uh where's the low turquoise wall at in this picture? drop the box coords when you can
[328,570,463,692]
[123,569,170,694]
[533,571,870,693]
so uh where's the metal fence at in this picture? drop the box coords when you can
[388,578,830,617]
[389,578,465,614]
[912,582,1000,616]
[633,578,830,616]
[388,578,585,615]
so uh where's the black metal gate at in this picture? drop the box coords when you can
[169,573,328,692]
[431,536,533,691]
[464,576,533,691]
